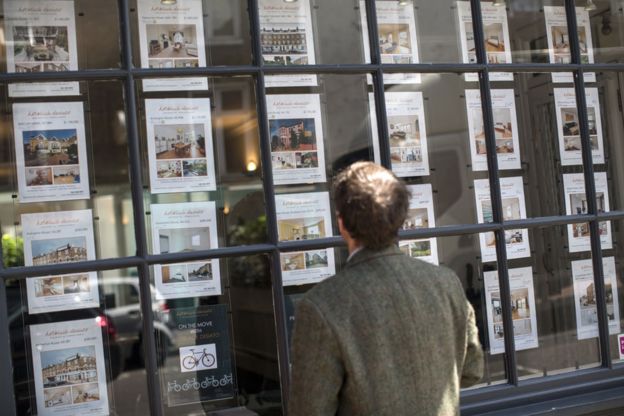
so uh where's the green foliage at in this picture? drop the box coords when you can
[2,234,24,267]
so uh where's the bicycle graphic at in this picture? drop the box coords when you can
[181,348,216,371]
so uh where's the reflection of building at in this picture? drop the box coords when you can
[261,28,306,54]
[42,353,97,386]
[33,244,87,266]
[277,121,304,148]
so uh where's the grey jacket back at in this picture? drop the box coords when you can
[289,245,484,416]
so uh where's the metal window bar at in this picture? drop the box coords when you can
[0,0,622,414]
[564,0,611,368]
[0,239,16,414]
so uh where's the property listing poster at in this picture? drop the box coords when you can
[457,1,512,82]
[398,184,438,265]
[151,202,221,299]
[163,304,234,406]
[563,172,612,253]
[22,210,98,314]
[465,89,521,171]
[30,318,109,415]
[3,0,80,97]
[258,0,317,87]
[544,6,595,83]
[266,94,326,185]
[474,176,530,262]
[275,192,336,286]
[572,257,621,340]
[369,92,430,177]
[137,0,208,91]
[13,102,89,203]
[145,98,216,193]
[359,0,421,84]
[484,267,538,354]
[554,88,604,166]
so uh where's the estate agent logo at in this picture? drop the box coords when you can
[179,344,217,373]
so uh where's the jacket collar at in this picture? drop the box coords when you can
[345,244,403,268]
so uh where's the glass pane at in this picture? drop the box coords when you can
[0,0,122,72]
[153,254,282,415]
[609,219,624,364]
[577,0,624,64]
[2,80,136,269]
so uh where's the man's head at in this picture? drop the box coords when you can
[333,162,410,250]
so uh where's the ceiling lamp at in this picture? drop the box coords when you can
[283,0,298,3]
[585,0,597,11]
[160,0,176,4]
[492,0,506,6]
[398,0,410,5]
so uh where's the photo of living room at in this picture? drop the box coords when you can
[53,166,80,184]
[484,22,507,64]
[156,160,182,178]
[378,24,412,55]
[26,167,53,186]
[34,277,63,297]
[281,252,305,271]
[491,288,532,332]
[472,108,514,155]
[12,25,70,64]
[277,217,325,242]
[402,208,429,230]
[272,153,296,170]
[154,124,206,160]
[388,114,420,147]
[158,227,211,254]
[162,264,188,284]
[145,24,199,66]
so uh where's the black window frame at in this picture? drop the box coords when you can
[0,0,623,414]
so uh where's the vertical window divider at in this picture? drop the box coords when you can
[470,0,518,386]
[247,0,293,408]
[0,246,16,415]
[564,0,611,368]
[117,0,164,414]
[365,0,391,169]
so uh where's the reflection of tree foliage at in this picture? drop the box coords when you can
[67,143,79,162]
[2,234,24,267]
[228,216,270,288]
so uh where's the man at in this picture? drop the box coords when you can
[289,162,483,416]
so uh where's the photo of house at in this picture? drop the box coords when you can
[387,114,420,148]
[305,250,328,269]
[402,208,429,230]
[12,26,70,64]
[188,262,212,281]
[473,108,514,155]
[182,159,208,177]
[281,252,305,271]
[62,274,90,294]
[41,346,98,388]
[399,240,432,258]
[295,152,318,169]
[31,237,88,266]
[158,227,211,253]
[272,153,296,170]
[278,217,325,241]
[261,27,307,55]
[154,124,206,160]
[34,277,63,297]
[26,167,53,186]
[23,129,79,167]
[162,264,188,284]
[145,24,199,65]
[263,55,308,66]
[378,24,412,55]
[270,118,317,152]
[156,161,182,178]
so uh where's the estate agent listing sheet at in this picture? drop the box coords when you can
[275,191,335,286]
[360,0,421,84]
[399,184,438,265]
[465,89,521,171]
[23,209,98,314]
[457,1,512,82]
[13,101,89,203]
[544,6,595,83]
[137,0,208,91]
[474,176,530,262]
[151,201,221,299]
[145,98,216,193]
[563,172,612,253]
[572,257,620,340]
[266,94,326,185]
[484,267,538,354]
[554,88,604,166]
[30,318,109,415]
[3,0,80,97]
[258,0,317,87]
[369,91,429,177]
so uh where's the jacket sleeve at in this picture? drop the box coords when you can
[461,301,484,388]
[288,298,344,416]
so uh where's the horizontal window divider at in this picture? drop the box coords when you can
[399,222,499,239]
[597,210,624,221]
[0,68,128,82]
[461,366,624,415]
[146,243,276,265]
[0,256,142,280]
[131,65,260,78]
[277,236,345,252]
[503,214,599,229]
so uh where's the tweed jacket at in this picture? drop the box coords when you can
[289,245,484,416]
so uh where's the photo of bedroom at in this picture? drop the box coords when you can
[472,107,514,155]
[146,24,199,65]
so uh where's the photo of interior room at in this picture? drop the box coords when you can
[277,217,325,241]
[271,153,296,170]
[402,208,429,230]
[388,114,420,147]
[390,147,422,164]
[62,274,90,294]
[12,25,70,64]
[26,167,53,186]
[156,160,182,178]
[158,227,211,254]
[569,192,605,215]
[551,26,570,54]
[53,166,80,184]
[510,288,530,320]
[34,277,63,297]
[473,108,514,155]
[280,253,305,271]
[146,24,199,61]
[154,124,206,160]
[162,264,188,284]
[484,23,506,53]
[464,22,476,63]
[378,24,412,55]
[295,152,318,169]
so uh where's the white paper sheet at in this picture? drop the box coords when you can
[30,318,109,415]
[572,257,621,340]
[145,98,216,193]
[465,89,521,171]
[474,176,530,262]
[398,184,438,265]
[13,102,90,203]
[151,201,221,299]
[563,172,612,253]
[275,192,335,286]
